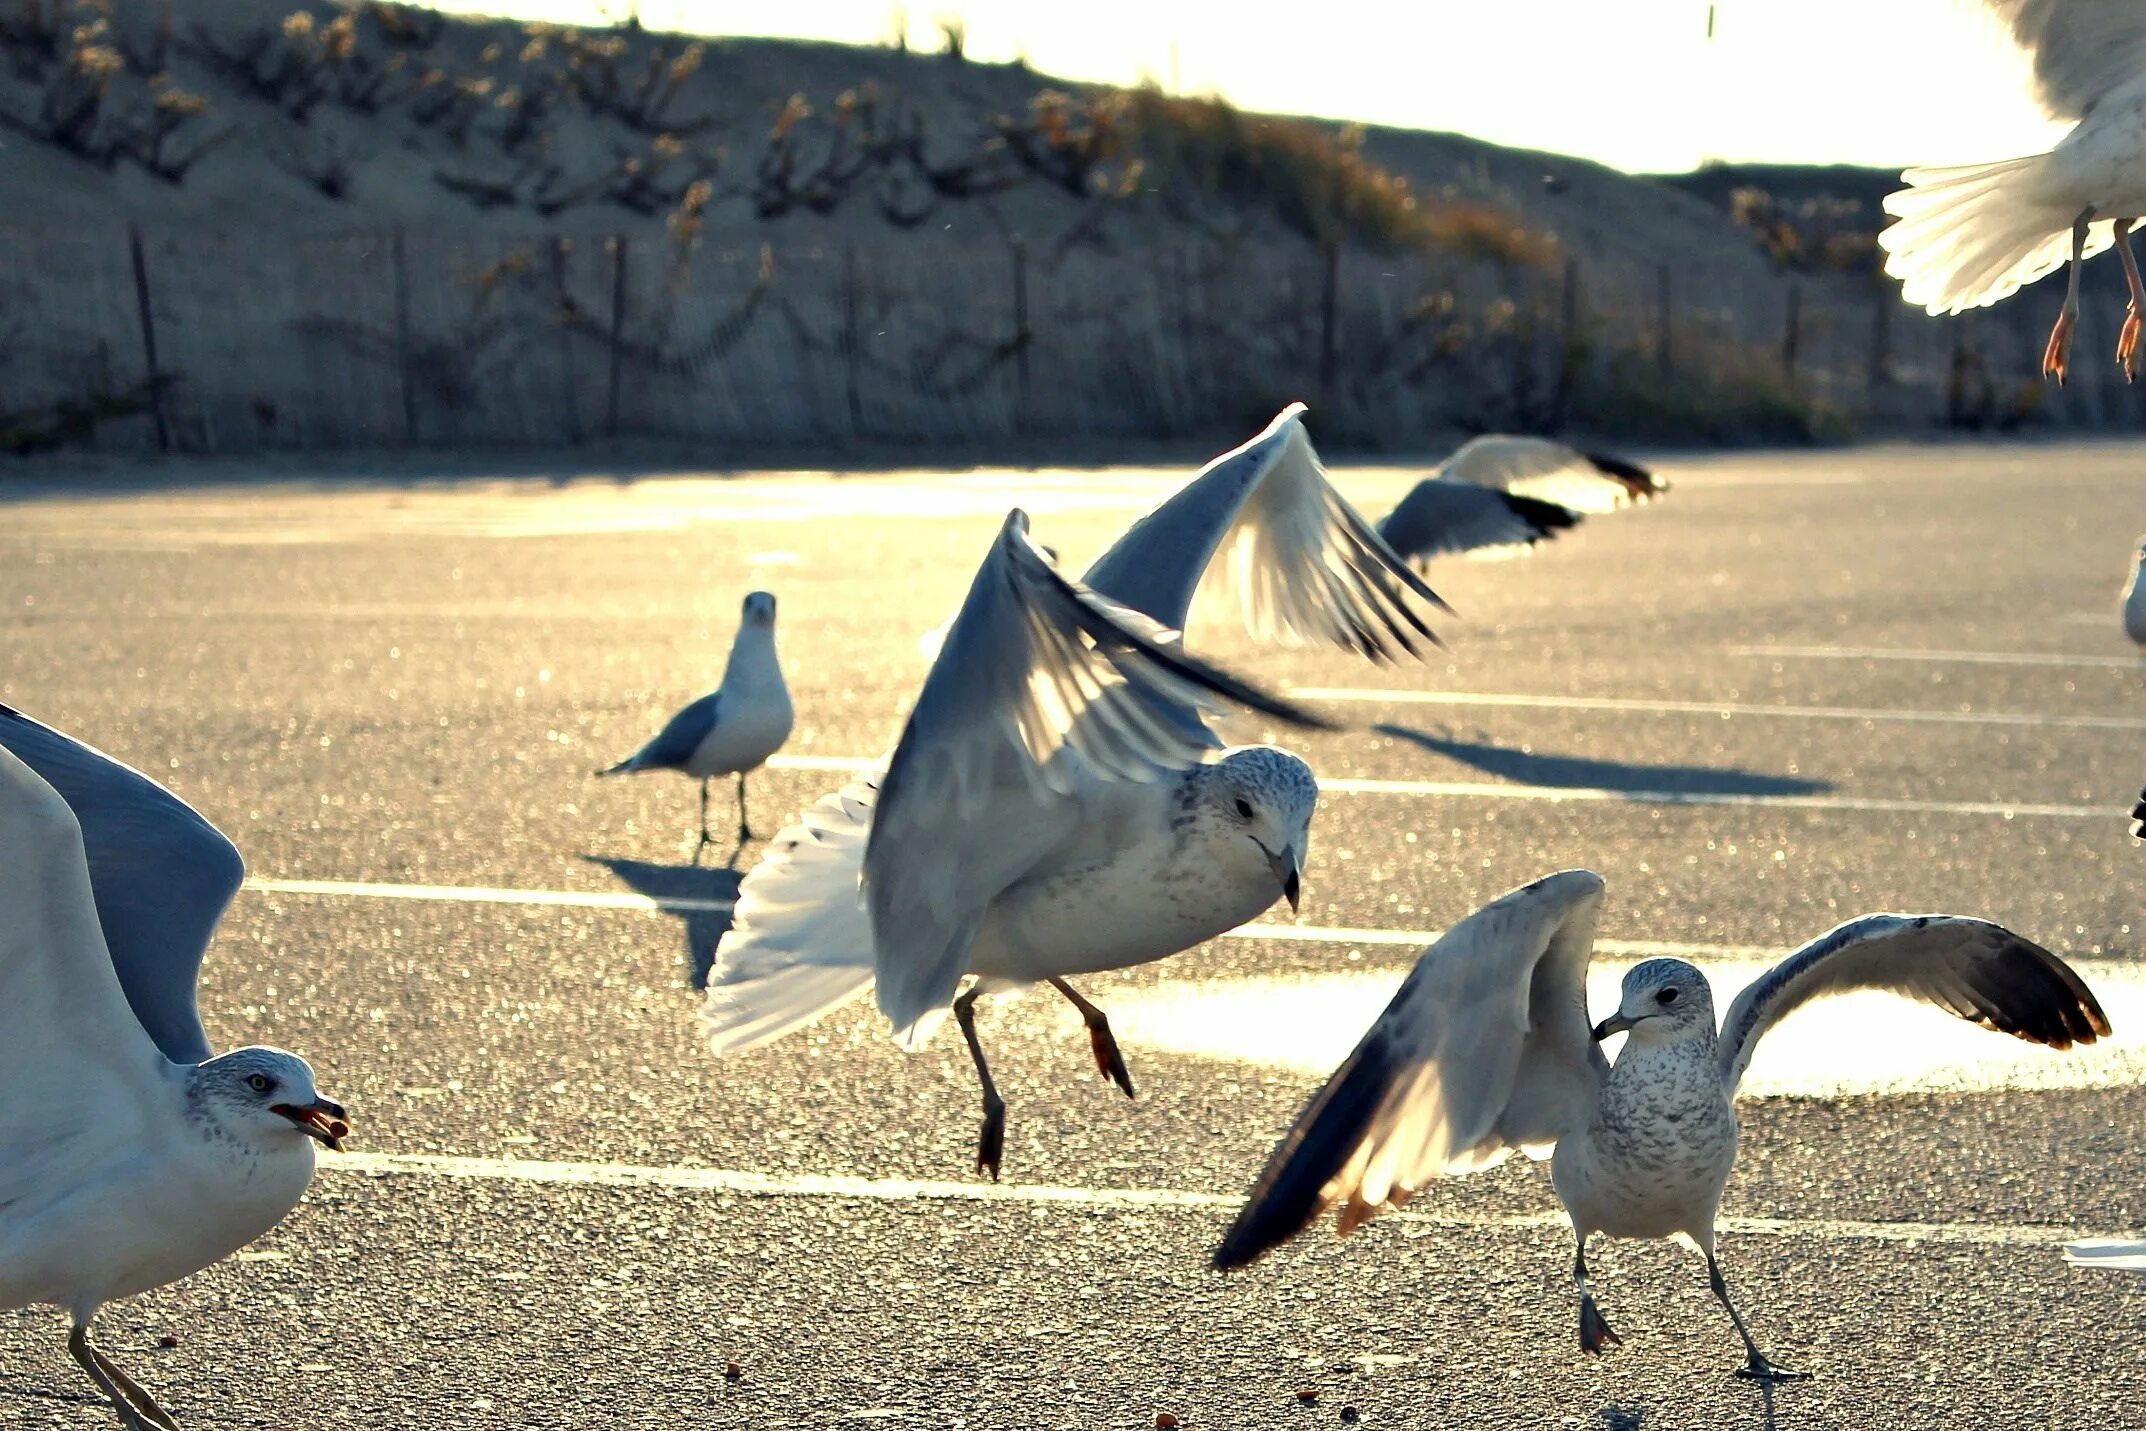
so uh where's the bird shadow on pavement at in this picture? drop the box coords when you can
[1598,1406,1645,1431]
[585,856,741,989]
[1375,724,1833,799]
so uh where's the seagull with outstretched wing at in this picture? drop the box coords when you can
[1374,436,1666,569]
[1214,870,2109,1380]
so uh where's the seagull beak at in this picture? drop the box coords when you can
[274,1098,351,1152]
[1591,1011,1635,1042]
[1266,845,1301,915]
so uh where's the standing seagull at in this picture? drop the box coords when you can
[706,405,1443,1176]
[1374,436,1667,569]
[2122,536,2146,645]
[1879,3,2146,382]
[0,708,349,1431]
[1214,870,2109,1380]
[598,590,794,863]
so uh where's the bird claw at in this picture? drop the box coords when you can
[1735,1358,1812,1384]
[1089,1025,1137,1099]
[1578,1296,1621,1355]
[2044,308,2077,384]
[975,1099,1006,1182]
[2120,304,2142,383]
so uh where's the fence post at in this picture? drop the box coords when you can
[605,233,628,441]
[1551,254,1580,430]
[1866,274,1892,411]
[125,223,169,453]
[1010,237,1031,435]
[1317,241,1339,409]
[1781,279,1802,386]
[1655,261,1673,378]
[391,227,417,445]
[843,243,863,437]
[549,236,582,444]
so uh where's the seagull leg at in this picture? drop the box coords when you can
[953,983,1008,1181]
[68,1326,178,1431]
[1573,1233,1621,1355]
[1707,1249,1810,1383]
[694,777,713,866]
[2117,218,2144,382]
[734,770,757,842]
[1048,976,1136,1098]
[2044,206,2094,385]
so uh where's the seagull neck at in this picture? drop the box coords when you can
[722,625,784,690]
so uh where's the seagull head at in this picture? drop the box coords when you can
[1208,745,1318,916]
[1592,958,1715,1047]
[193,1047,351,1153]
[740,591,779,629]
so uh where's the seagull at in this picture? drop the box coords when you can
[1374,437,1666,570]
[1879,3,2146,382]
[0,706,350,1431]
[597,590,794,863]
[706,404,1444,1177]
[1212,870,2109,1380]
[2122,537,2146,645]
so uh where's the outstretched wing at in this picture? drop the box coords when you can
[1374,481,1582,564]
[0,704,242,1064]
[704,764,885,1054]
[1717,914,2110,1094]
[1214,869,1611,1270]
[1438,436,1667,513]
[2064,1239,2146,1272]
[866,509,1334,1046]
[0,742,173,1217]
[1081,403,1446,661]
[1981,1,2146,121]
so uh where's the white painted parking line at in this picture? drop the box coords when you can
[763,757,2108,819]
[1730,644,2146,671]
[238,878,1778,960]
[321,1151,2085,1248]
[1289,687,2146,732]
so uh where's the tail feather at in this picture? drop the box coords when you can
[1878,153,2107,314]
[702,763,886,1054]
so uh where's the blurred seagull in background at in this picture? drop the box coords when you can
[1213,870,2109,1380]
[2121,536,2146,645]
[0,707,349,1431]
[1880,2,2146,382]
[706,404,1445,1177]
[598,590,793,864]
[1374,437,1666,569]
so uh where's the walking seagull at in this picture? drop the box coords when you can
[1375,437,1666,569]
[1213,870,2109,1380]
[0,706,349,1431]
[706,404,1443,1177]
[598,590,794,863]
[1879,2,2146,382]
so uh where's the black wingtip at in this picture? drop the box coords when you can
[1579,448,1664,493]
[2129,784,2146,840]
[1502,491,1584,538]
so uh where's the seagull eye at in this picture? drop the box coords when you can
[245,1073,273,1093]
[1233,798,1254,819]
[1656,988,1680,1006]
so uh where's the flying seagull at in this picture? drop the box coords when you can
[1374,436,1666,569]
[598,590,794,863]
[1213,870,2109,1380]
[0,706,350,1431]
[1879,2,2146,382]
[706,404,1443,1177]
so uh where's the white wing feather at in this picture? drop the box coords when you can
[1981,0,2146,121]
[1438,436,1666,513]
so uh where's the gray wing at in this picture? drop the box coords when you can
[1081,403,1446,662]
[0,704,241,1064]
[866,509,1334,1044]
[607,692,719,773]
[1214,869,1610,1270]
[1982,0,2146,121]
[1438,435,1668,513]
[1717,913,2111,1094]
[1374,480,1582,564]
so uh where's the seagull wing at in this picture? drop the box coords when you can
[1717,913,2111,1095]
[0,742,173,1218]
[2064,1238,2146,1271]
[1438,435,1667,513]
[1081,403,1446,662]
[867,509,1334,1046]
[604,692,720,774]
[0,704,242,1064]
[1373,480,1583,563]
[1214,869,1611,1269]
[1982,0,2146,121]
